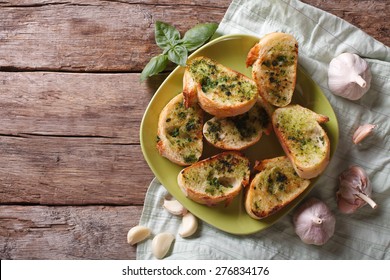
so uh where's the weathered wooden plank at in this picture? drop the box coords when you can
[0,205,142,259]
[0,71,165,143]
[0,0,228,71]
[0,137,154,205]
[0,71,160,205]
[0,0,388,72]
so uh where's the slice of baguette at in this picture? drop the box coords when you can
[157,93,203,166]
[245,156,311,219]
[183,56,258,118]
[246,32,298,107]
[177,151,250,206]
[203,96,272,151]
[272,105,330,179]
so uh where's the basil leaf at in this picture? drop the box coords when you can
[182,23,218,51]
[155,21,181,50]
[167,44,188,66]
[140,54,168,81]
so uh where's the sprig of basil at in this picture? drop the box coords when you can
[140,21,218,82]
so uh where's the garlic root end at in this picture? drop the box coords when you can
[354,75,367,88]
[355,192,378,209]
[312,217,323,225]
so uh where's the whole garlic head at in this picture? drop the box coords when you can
[293,197,335,246]
[337,165,377,213]
[328,53,371,100]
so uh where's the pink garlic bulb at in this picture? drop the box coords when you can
[337,166,377,213]
[293,197,336,246]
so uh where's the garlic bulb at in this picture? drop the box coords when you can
[337,165,377,213]
[293,197,335,246]
[328,53,371,100]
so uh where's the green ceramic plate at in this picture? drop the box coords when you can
[140,34,339,235]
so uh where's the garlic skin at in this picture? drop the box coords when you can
[337,165,377,214]
[127,225,151,245]
[352,124,376,144]
[328,53,371,100]
[178,212,198,238]
[163,198,188,216]
[293,197,336,246]
[152,232,175,259]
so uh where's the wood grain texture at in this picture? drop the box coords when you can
[0,0,388,260]
[0,137,153,205]
[1,0,387,72]
[0,0,228,71]
[0,71,155,143]
[0,205,142,259]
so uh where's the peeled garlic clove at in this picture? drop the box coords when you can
[178,212,198,238]
[293,197,335,246]
[328,53,371,100]
[127,225,151,245]
[337,165,377,213]
[152,232,175,259]
[352,124,376,144]
[163,198,188,216]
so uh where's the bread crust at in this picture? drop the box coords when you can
[272,105,330,179]
[177,151,250,206]
[157,93,203,166]
[245,156,311,219]
[246,32,298,107]
[183,56,258,118]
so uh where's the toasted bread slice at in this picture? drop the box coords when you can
[203,96,272,150]
[272,105,330,179]
[245,156,311,219]
[183,56,258,117]
[157,93,203,166]
[246,32,298,107]
[177,151,250,206]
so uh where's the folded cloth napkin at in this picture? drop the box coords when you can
[137,0,390,260]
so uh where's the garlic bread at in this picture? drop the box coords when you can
[245,156,311,219]
[157,93,203,166]
[246,32,298,107]
[272,105,330,179]
[177,151,250,206]
[183,56,258,117]
[203,96,272,150]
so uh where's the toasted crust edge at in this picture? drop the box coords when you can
[245,156,311,219]
[177,152,250,206]
[246,32,298,107]
[272,106,331,179]
[156,93,203,166]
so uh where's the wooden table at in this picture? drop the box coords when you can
[0,0,388,260]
